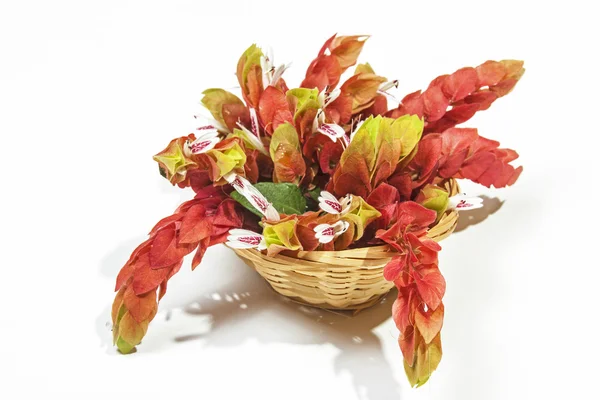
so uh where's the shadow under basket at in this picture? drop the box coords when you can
[231,179,460,312]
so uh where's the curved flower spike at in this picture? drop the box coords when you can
[318,191,352,215]
[314,220,349,244]
[184,126,220,156]
[226,228,267,250]
[448,194,483,210]
[225,173,280,221]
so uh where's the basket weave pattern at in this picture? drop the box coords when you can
[232,179,460,311]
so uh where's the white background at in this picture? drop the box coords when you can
[1,1,598,399]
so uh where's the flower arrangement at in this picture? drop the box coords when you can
[111,34,524,387]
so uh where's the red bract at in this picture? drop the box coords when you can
[407,135,442,189]
[112,190,244,353]
[376,202,446,387]
[388,60,525,134]
[258,86,293,135]
[302,34,369,91]
[376,202,440,280]
[436,127,522,188]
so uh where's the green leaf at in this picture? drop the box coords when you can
[231,182,307,216]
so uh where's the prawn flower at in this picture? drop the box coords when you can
[184,125,220,155]
[318,191,352,215]
[448,194,484,211]
[226,229,267,250]
[313,221,350,244]
[225,174,280,221]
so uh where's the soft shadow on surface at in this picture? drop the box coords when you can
[178,277,400,400]
[97,242,401,400]
[454,195,504,233]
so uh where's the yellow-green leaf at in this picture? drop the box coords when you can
[263,217,302,256]
[354,63,375,75]
[286,88,320,118]
[201,88,244,128]
[419,185,449,219]
[394,114,424,160]
[343,195,381,240]
[404,333,443,388]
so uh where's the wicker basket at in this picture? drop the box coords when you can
[231,179,460,311]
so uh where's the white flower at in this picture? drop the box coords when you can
[317,123,346,142]
[313,221,349,244]
[226,229,267,250]
[225,174,280,221]
[270,63,291,86]
[312,87,346,142]
[184,126,220,156]
[377,79,400,102]
[318,191,352,215]
[377,79,399,93]
[318,87,341,109]
[248,107,260,137]
[236,122,269,156]
[260,48,290,88]
[194,113,228,133]
[448,194,484,211]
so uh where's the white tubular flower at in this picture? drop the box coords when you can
[313,87,346,142]
[225,174,280,221]
[448,194,484,211]
[270,63,291,87]
[193,113,228,133]
[260,47,289,88]
[313,221,349,244]
[318,191,352,215]
[318,87,341,109]
[312,86,342,132]
[226,229,267,250]
[377,79,400,102]
[378,79,399,93]
[184,126,220,156]
[248,107,260,137]
[235,122,269,156]
[317,123,346,142]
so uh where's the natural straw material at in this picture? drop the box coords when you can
[231,179,460,311]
